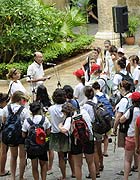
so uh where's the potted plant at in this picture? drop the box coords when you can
[125,15,139,45]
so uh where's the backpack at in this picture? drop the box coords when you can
[95,94,114,117]
[109,93,122,107]
[119,106,134,134]
[71,113,90,145]
[117,72,135,92]
[86,101,112,134]
[25,116,47,156]
[97,77,111,95]
[2,105,24,146]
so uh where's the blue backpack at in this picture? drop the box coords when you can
[96,94,114,117]
[2,105,24,146]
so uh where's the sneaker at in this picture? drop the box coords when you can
[116,170,132,176]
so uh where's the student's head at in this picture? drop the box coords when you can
[109,45,118,61]
[84,86,94,99]
[36,85,51,107]
[116,56,126,71]
[0,93,10,108]
[34,52,43,65]
[73,69,85,85]
[88,56,96,65]
[52,88,66,104]
[7,68,21,80]
[90,64,101,76]
[118,48,125,57]
[120,80,131,95]
[92,81,100,90]
[92,47,100,60]
[104,40,111,51]
[61,102,76,117]
[129,92,140,107]
[63,85,74,99]
[11,91,29,105]
[30,101,41,115]
[129,55,139,66]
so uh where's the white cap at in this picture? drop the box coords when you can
[118,47,124,54]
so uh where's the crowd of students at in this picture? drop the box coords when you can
[0,41,140,180]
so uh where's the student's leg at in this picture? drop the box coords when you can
[85,153,96,180]
[58,152,66,180]
[68,152,75,177]
[103,134,109,156]
[18,144,26,180]
[39,160,47,180]
[72,154,82,180]
[124,150,134,180]
[0,142,9,175]
[47,150,54,171]
[31,159,39,180]
[138,155,140,180]
[10,146,18,180]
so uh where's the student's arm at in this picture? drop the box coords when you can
[135,116,140,155]
[22,131,27,138]
[113,112,123,134]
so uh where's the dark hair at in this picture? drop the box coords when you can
[92,81,100,90]
[121,80,131,92]
[30,101,41,115]
[52,88,66,104]
[63,85,74,99]
[0,93,9,104]
[117,56,126,69]
[93,47,100,54]
[104,40,111,45]
[129,55,139,64]
[132,100,140,107]
[36,85,52,107]
[84,86,94,99]
[11,91,27,103]
[61,102,76,117]
[109,45,118,53]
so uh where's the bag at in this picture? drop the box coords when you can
[117,72,135,92]
[71,114,90,144]
[109,93,122,107]
[119,106,134,134]
[97,77,110,95]
[86,101,112,134]
[25,116,47,156]
[96,94,114,117]
[2,105,24,146]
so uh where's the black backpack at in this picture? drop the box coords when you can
[119,106,134,134]
[86,101,112,134]
[2,105,24,146]
[25,116,47,156]
[117,72,135,92]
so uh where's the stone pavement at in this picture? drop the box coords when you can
[0,24,140,180]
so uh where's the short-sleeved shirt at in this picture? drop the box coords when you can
[83,100,95,123]
[74,83,87,106]
[3,103,30,125]
[113,69,127,90]
[123,107,140,137]
[48,104,65,133]
[132,65,140,91]
[9,80,27,96]
[22,115,51,132]
[27,61,44,89]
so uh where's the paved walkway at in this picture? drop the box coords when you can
[0,24,140,180]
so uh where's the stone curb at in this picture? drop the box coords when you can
[0,51,92,86]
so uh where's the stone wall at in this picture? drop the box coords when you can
[126,0,140,15]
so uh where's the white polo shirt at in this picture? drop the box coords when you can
[9,80,27,96]
[132,65,140,91]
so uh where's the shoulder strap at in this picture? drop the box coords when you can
[27,118,34,126]
[7,81,14,97]
[16,106,24,115]
[127,106,134,125]
[85,101,95,107]
[39,116,45,126]
[98,77,111,91]
[7,105,14,115]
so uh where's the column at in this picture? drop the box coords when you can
[94,0,120,47]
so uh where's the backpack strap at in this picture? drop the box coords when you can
[27,118,34,126]
[39,116,45,126]
[127,106,134,125]
[7,105,14,115]
[8,105,24,116]
[97,77,110,91]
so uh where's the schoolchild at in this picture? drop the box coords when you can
[0,93,10,177]
[22,101,51,180]
[2,91,30,180]
[48,88,67,180]
[7,68,27,96]
[120,92,140,180]
[73,69,87,106]
[135,115,140,180]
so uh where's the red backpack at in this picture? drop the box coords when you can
[71,114,90,145]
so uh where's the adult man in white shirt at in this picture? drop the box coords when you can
[27,52,50,98]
